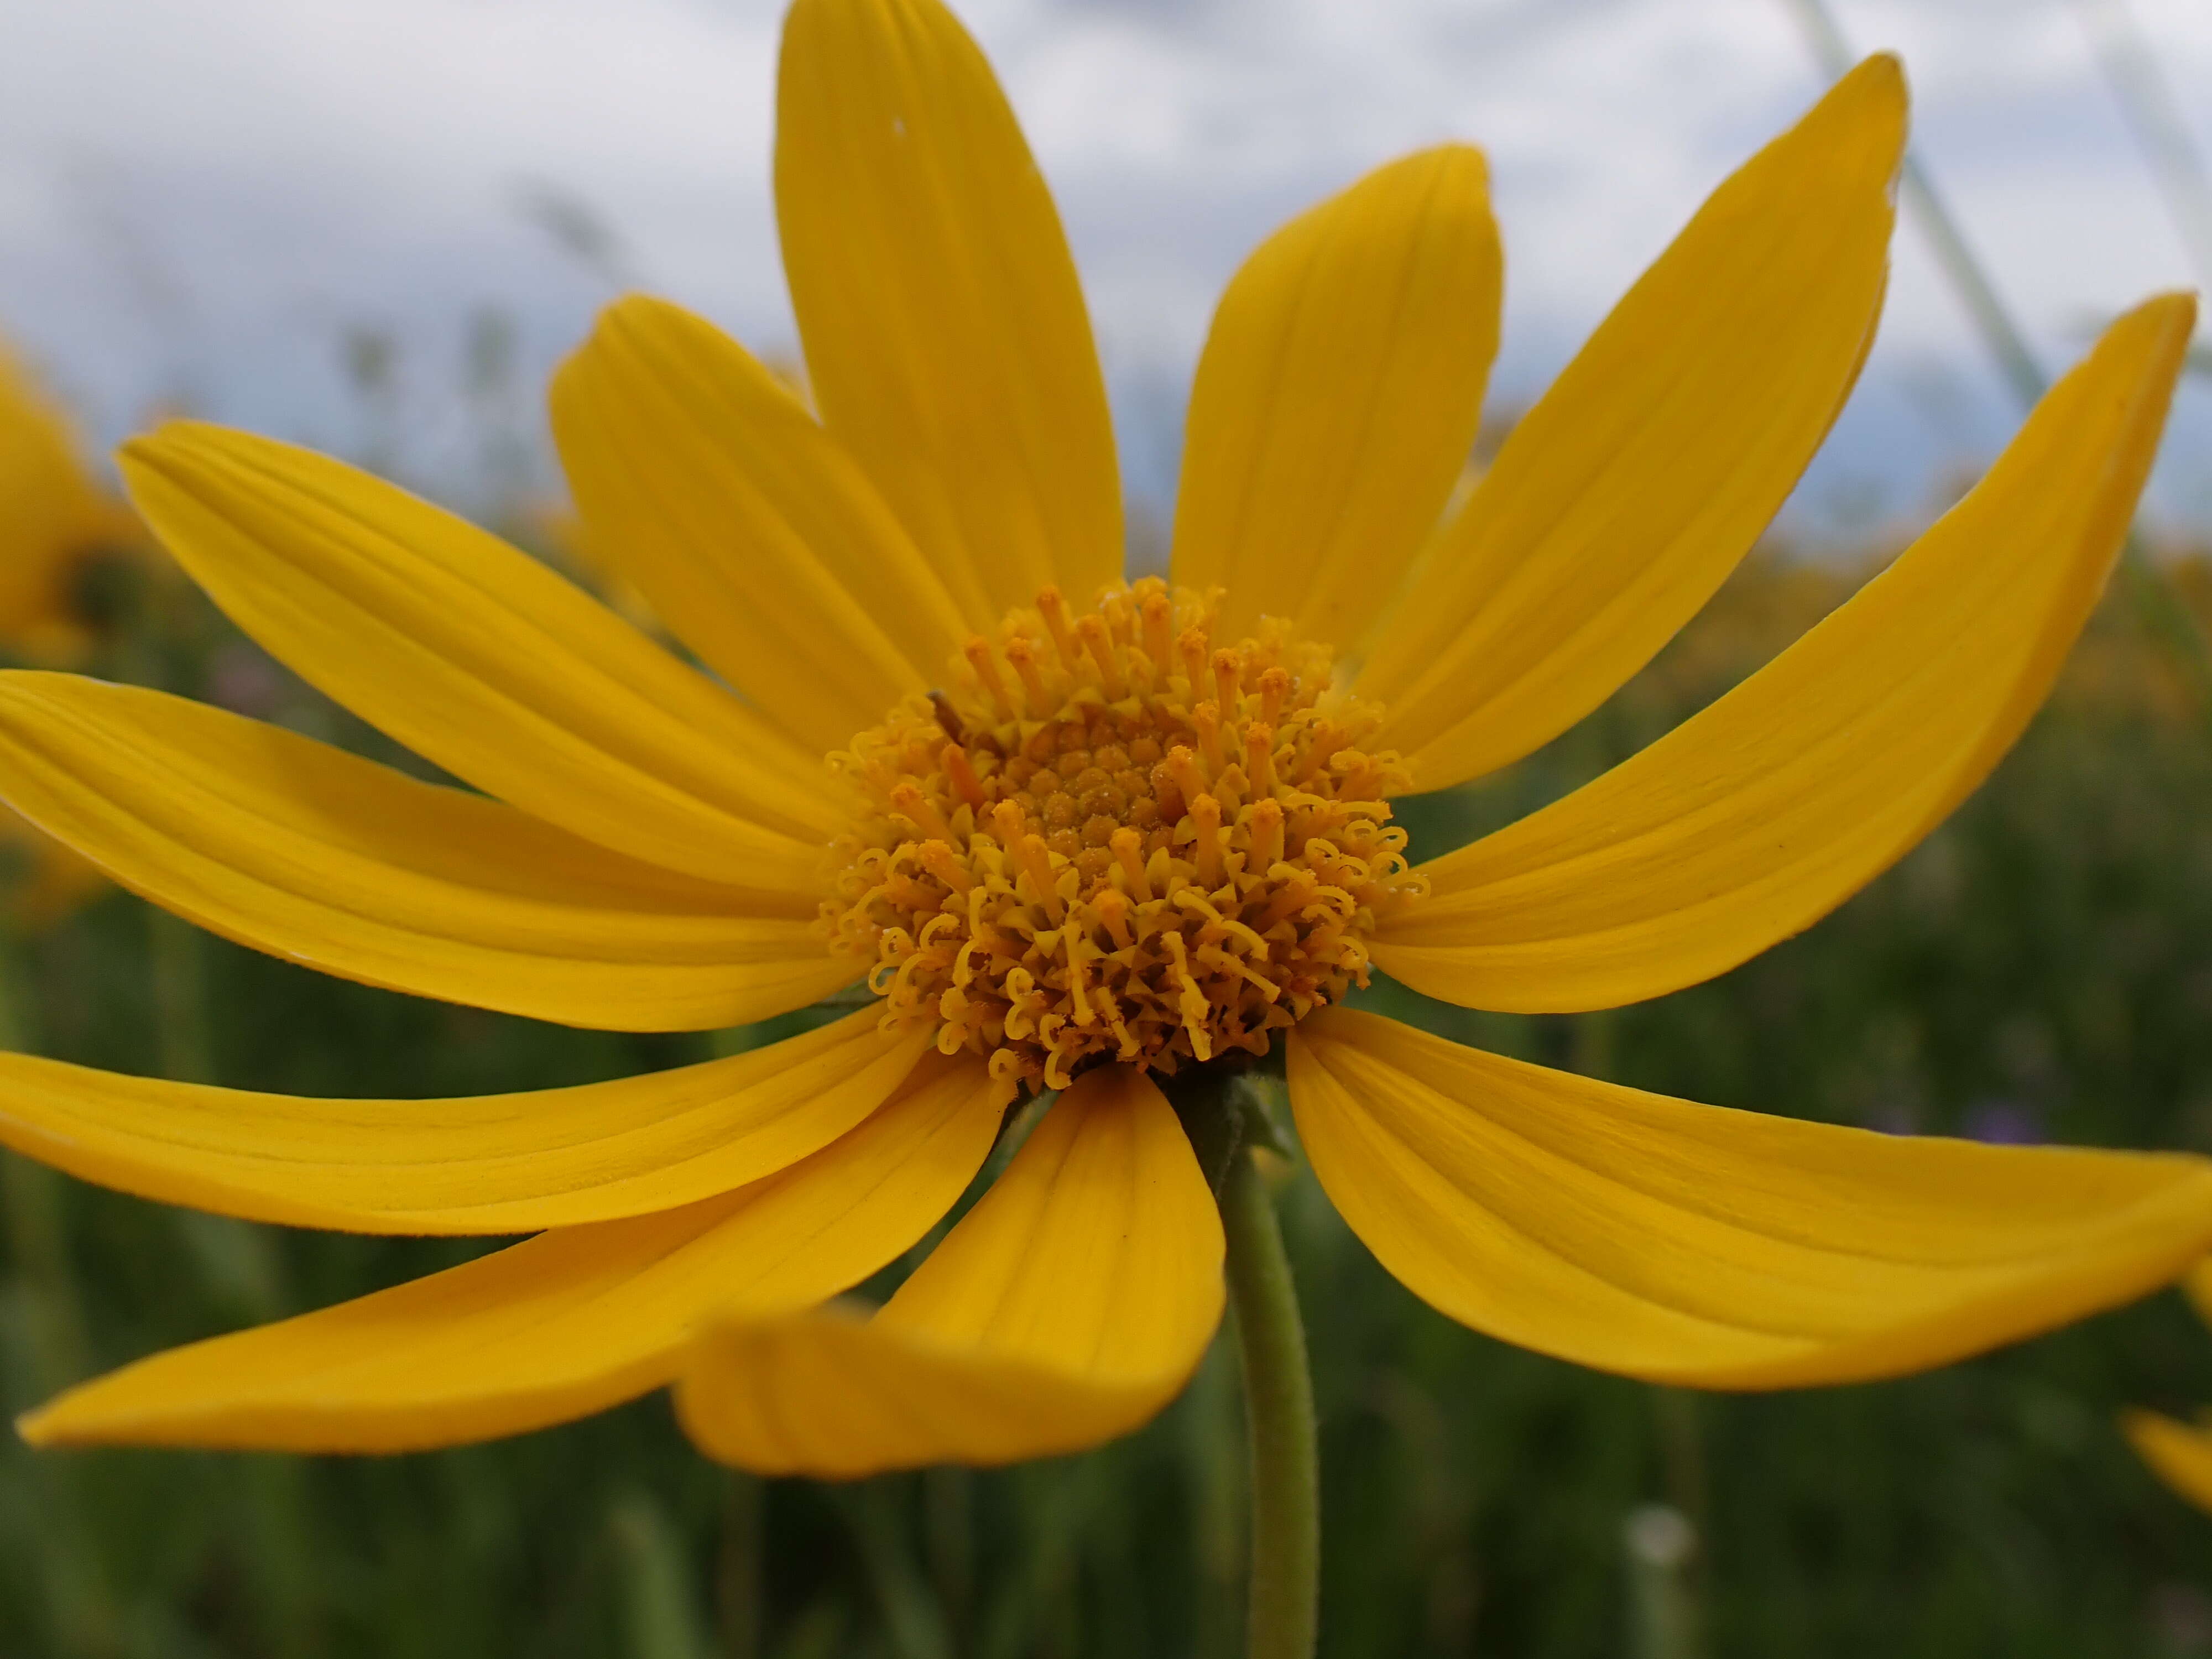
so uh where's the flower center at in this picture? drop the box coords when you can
[822,577,1423,1099]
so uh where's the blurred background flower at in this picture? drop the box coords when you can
[0,343,145,665]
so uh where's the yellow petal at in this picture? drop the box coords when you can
[2124,1410,2212,1517]
[776,0,1121,627]
[551,297,972,753]
[16,1054,1001,1451]
[1171,145,1501,649]
[677,1062,1223,1475]
[1375,293,2195,1013]
[0,672,852,1029]
[1359,56,1907,786]
[0,1008,935,1234]
[1291,1010,2212,1388]
[119,422,843,888]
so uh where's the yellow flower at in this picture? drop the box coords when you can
[0,342,145,664]
[2124,1261,2212,1514]
[0,340,143,928]
[2,0,2208,1472]
[0,801,107,934]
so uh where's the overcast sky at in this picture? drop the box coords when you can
[2,0,2209,539]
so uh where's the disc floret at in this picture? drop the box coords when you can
[823,578,1425,1098]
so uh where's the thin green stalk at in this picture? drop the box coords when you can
[1623,1505,1703,1659]
[0,938,91,1392]
[147,905,215,1087]
[1220,1146,1318,1659]
[716,1472,764,1659]
[2070,0,2212,290]
[833,1481,951,1659]
[0,941,124,1657]
[609,1489,716,1659]
[922,1465,974,1646]
[1779,0,2212,725]
[1651,1387,1710,1583]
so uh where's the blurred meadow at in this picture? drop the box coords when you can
[7,1,2212,1656]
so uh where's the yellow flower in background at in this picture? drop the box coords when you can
[0,343,145,665]
[1,0,2208,1470]
[0,803,106,935]
[0,341,139,930]
[2124,1262,2212,1514]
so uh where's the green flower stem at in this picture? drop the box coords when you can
[1220,1145,1318,1659]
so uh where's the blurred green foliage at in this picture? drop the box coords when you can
[8,546,2212,1659]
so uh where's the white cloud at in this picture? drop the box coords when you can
[0,0,2205,527]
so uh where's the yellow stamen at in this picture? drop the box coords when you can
[1297,720,1348,784]
[1093,886,1135,950]
[1065,922,1097,1025]
[1192,793,1223,888]
[941,743,988,811]
[918,838,973,894]
[1110,827,1154,901]
[1338,754,1383,799]
[888,781,950,842]
[963,637,1014,720]
[1177,627,1211,696]
[1076,613,1128,698]
[1193,701,1226,774]
[1164,931,1214,1062]
[1250,797,1286,868]
[1013,833,1066,925]
[1211,764,1245,816]
[1244,722,1279,797]
[1101,588,1137,648]
[1035,585,1078,667]
[822,580,1421,1095]
[1141,587,1175,672]
[1004,635,1053,718]
[1212,648,1244,714]
[1167,744,1209,810]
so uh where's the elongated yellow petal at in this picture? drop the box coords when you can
[1375,294,2195,1013]
[1359,56,1907,786]
[776,0,1122,627]
[678,1063,1223,1474]
[1172,145,1501,649]
[0,1009,934,1234]
[16,1055,1000,1451]
[1292,1010,2212,1388]
[2124,1410,2212,1516]
[552,298,972,752]
[119,423,843,888]
[0,672,851,1030]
